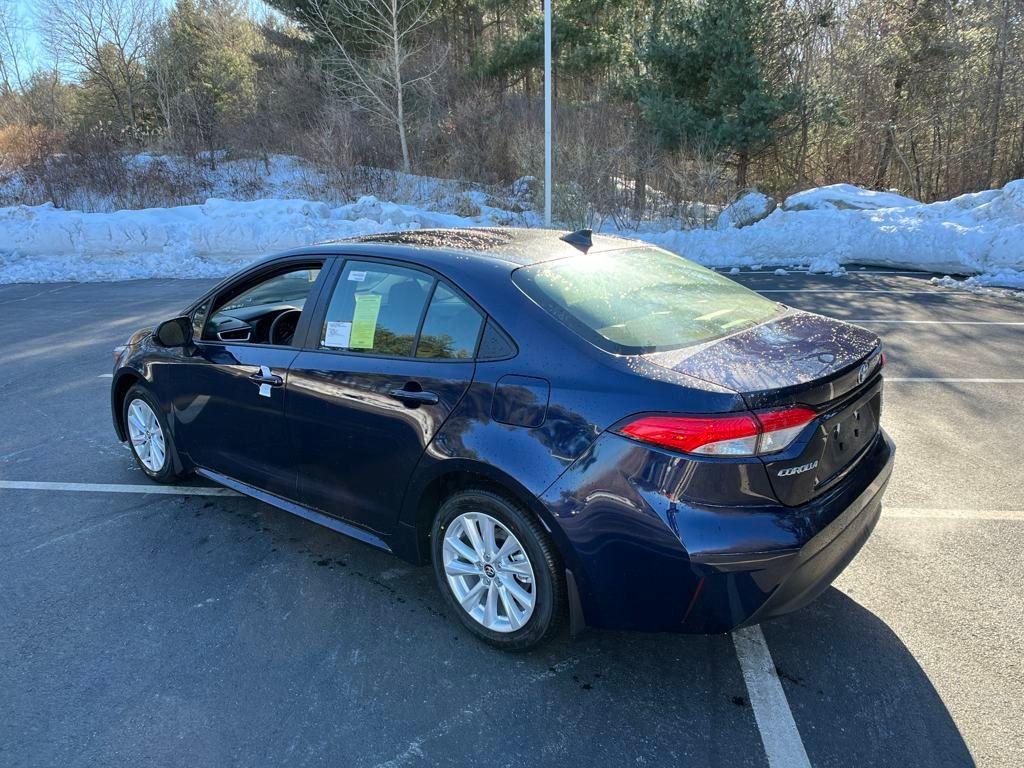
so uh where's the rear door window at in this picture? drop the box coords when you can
[320,261,433,357]
[512,247,781,354]
[416,283,483,359]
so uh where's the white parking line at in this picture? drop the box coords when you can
[759,289,966,294]
[849,320,1024,325]
[0,480,237,496]
[885,507,1024,521]
[98,373,113,378]
[886,378,1024,383]
[733,625,812,768]
[2,483,1020,524]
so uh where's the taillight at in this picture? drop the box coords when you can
[617,407,816,457]
[754,407,817,454]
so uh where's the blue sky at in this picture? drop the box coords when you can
[11,0,273,77]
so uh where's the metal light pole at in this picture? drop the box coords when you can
[543,0,552,226]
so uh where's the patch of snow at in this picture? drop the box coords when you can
[716,191,776,230]
[0,196,491,283]
[782,184,920,212]
[773,268,788,275]
[639,179,1024,287]
[930,274,1024,300]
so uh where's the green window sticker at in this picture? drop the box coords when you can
[350,293,382,348]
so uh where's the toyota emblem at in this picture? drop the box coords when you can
[857,361,869,384]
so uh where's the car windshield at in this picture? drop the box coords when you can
[513,247,781,354]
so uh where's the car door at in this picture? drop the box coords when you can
[172,259,328,497]
[285,257,484,534]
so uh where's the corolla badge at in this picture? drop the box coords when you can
[778,460,819,477]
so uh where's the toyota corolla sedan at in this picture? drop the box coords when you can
[111,228,894,650]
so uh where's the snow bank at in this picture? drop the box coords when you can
[0,160,1021,286]
[0,196,494,283]
[641,179,1024,285]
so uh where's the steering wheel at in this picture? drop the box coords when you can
[269,309,303,346]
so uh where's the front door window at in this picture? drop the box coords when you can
[204,266,321,346]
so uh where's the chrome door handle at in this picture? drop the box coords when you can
[387,388,439,406]
[249,366,283,386]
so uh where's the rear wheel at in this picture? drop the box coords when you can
[123,385,182,483]
[431,489,564,650]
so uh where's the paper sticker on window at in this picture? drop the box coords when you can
[348,270,367,282]
[350,293,382,348]
[324,320,352,348]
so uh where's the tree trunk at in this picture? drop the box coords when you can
[984,0,1010,187]
[391,0,411,174]
[736,150,749,189]
[874,76,904,188]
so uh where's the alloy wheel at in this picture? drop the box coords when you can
[442,511,536,632]
[126,398,166,472]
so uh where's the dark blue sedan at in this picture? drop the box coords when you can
[111,228,894,650]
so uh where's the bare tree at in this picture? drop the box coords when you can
[303,0,442,173]
[41,0,159,129]
[147,17,179,146]
[0,0,28,94]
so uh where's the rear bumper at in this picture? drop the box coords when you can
[539,429,895,634]
[689,435,892,632]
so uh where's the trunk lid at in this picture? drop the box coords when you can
[645,310,884,505]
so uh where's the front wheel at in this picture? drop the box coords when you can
[123,384,183,483]
[431,490,565,651]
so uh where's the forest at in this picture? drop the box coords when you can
[0,0,1020,225]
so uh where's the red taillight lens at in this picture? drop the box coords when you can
[619,413,761,456]
[754,407,817,454]
[617,407,816,457]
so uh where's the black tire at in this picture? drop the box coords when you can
[122,384,183,483]
[431,489,565,651]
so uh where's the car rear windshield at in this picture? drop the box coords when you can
[513,247,781,354]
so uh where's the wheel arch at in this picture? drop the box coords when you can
[401,460,570,568]
[111,370,144,441]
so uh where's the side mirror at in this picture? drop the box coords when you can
[155,316,193,347]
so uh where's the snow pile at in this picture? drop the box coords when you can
[715,191,775,230]
[0,155,1021,286]
[0,195,506,283]
[642,179,1024,287]
[781,184,919,212]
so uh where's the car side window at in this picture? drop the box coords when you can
[416,283,483,359]
[203,266,321,346]
[321,261,433,357]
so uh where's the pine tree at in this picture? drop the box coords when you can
[640,0,802,187]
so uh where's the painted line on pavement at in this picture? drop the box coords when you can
[848,320,1024,325]
[885,507,1024,521]
[0,480,237,496]
[98,373,113,378]
[1,484,1020,524]
[885,378,1024,383]
[733,625,812,768]
[758,289,966,294]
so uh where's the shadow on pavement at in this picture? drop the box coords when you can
[761,587,974,767]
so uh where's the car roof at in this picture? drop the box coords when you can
[272,227,641,271]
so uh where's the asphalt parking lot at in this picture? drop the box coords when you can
[1,268,1021,767]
